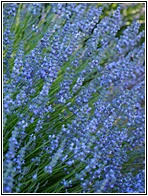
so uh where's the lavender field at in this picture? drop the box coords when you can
[3,3,145,193]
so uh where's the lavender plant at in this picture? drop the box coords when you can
[3,3,145,193]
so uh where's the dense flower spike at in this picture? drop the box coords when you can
[3,3,145,193]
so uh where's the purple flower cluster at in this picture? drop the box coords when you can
[3,3,145,193]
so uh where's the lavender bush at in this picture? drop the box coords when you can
[3,3,145,193]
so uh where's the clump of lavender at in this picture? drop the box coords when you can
[3,3,145,193]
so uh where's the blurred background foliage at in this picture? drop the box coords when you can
[100,3,145,25]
